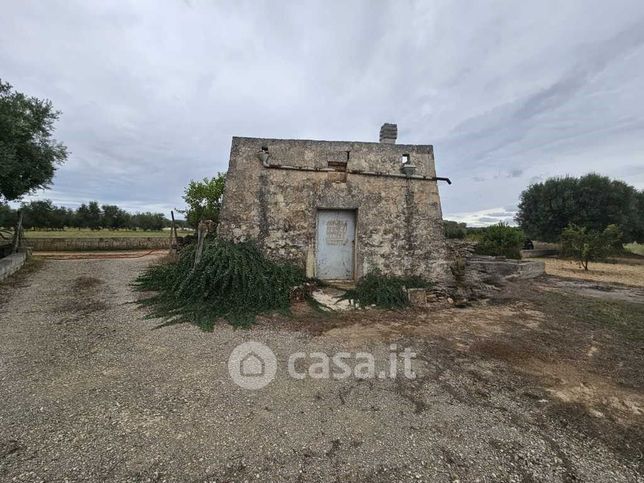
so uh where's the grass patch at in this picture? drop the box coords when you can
[541,291,644,342]
[624,242,644,256]
[134,239,305,329]
[342,272,432,309]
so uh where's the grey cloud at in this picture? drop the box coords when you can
[478,217,504,223]
[448,19,644,133]
[446,206,518,227]
[507,169,523,178]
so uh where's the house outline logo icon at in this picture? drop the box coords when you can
[240,352,264,377]
[228,341,277,390]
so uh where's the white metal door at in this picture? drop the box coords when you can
[316,210,355,280]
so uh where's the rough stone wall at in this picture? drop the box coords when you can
[218,136,450,281]
[0,252,27,281]
[445,239,478,260]
[444,239,545,294]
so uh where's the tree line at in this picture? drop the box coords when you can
[516,173,644,243]
[444,173,643,268]
[446,173,643,244]
[0,200,183,231]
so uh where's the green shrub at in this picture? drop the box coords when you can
[134,239,305,328]
[463,227,485,242]
[474,223,524,259]
[560,223,621,270]
[342,271,432,309]
[443,220,467,239]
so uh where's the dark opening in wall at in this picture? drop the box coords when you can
[327,154,348,183]
[328,160,347,172]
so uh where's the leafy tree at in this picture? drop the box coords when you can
[182,174,225,229]
[131,212,167,231]
[475,223,525,259]
[21,200,56,229]
[20,199,68,230]
[561,224,622,270]
[0,80,68,201]
[86,201,102,230]
[50,205,70,230]
[0,203,17,228]
[113,207,131,229]
[101,204,130,229]
[517,174,644,243]
[75,203,91,229]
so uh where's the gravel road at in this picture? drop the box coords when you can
[0,257,641,482]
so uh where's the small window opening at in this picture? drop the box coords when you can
[261,146,269,153]
[401,154,410,165]
[328,160,347,172]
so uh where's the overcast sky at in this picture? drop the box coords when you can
[2,0,643,225]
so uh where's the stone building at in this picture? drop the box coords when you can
[217,124,452,282]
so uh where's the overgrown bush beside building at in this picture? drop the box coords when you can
[474,223,524,259]
[342,271,432,309]
[135,239,305,328]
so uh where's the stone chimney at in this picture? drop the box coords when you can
[379,123,397,144]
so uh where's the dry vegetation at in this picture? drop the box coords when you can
[534,257,644,287]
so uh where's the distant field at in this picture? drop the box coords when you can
[21,229,193,239]
[625,242,644,256]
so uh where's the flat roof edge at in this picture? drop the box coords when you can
[231,136,433,149]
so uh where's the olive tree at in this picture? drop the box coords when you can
[0,80,68,201]
[560,224,622,270]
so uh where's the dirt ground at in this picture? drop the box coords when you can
[536,257,644,287]
[0,256,642,482]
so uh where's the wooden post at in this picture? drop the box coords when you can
[172,211,178,243]
[11,210,23,254]
[193,219,214,270]
[169,210,178,254]
[193,220,206,269]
